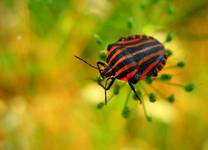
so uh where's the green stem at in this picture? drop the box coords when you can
[139,82,149,96]
[163,65,177,69]
[123,89,131,108]
[107,83,126,103]
[140,95,152,121]
[138,83,151,121]
[155,81,184,87]
[151,85,167,99]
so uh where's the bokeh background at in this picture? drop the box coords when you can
[0,0,208,149]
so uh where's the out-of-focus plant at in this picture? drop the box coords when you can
[0,0,207,149]
[28,0,71,36]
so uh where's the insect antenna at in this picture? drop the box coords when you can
[74,55,98,70]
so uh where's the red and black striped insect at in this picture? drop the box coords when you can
[75,34,168,104]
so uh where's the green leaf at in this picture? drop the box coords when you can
[167,5,174,15]
[166,49,173,57]
[159,74,172,81]
[184,83,195,92]
[167,94,175,103]
[97,102,105,109]
[99,51,106,61]
[122,107,130,118]
[144,76,153,84]
[113,84,120,95]
[94,34,104,45]
[149,93,156,102]
[166,32,173,42]
[127,17,133,29]
[177,61,185,68]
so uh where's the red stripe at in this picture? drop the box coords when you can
[114,50,165,78]
[115,63,136,77]
[108,39,156,64]
[106,46,117,57]
[140,61,160,80]
[137,50,164,65]
[106,44,162,74]
[120,69,138,81]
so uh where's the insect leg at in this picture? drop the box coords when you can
[128,82,142,103]
[96,61,107,88]
[97,79,105,89]
[106,78,115,90]
[97,61,107,77]
[104,78,115,104]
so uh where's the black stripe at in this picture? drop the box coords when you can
[107,40,161,63]
[142,55,165,77]
[138,56,159,73]
[107,36,143,51]
[107,35,156,51]
[107,37,143,50]
[110,45,164,75]
[116,55,161,79]
[107,35,154,51]
[106,38,152,62]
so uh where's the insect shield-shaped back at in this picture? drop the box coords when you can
[105,35,167,83]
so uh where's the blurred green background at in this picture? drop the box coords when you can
[0,0,208,149]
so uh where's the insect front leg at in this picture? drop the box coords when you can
[96,61,107,88]
[104,78,115,105]
[97,78,105,89]
[105,78,115,90]
[97,61,107,77]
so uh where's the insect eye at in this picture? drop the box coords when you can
[100,70,106,78]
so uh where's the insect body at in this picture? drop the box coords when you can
[75,34,168,104]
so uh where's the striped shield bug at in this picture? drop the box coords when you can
[75,34,168,105]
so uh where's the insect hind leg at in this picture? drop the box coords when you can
[128,81,142,103]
